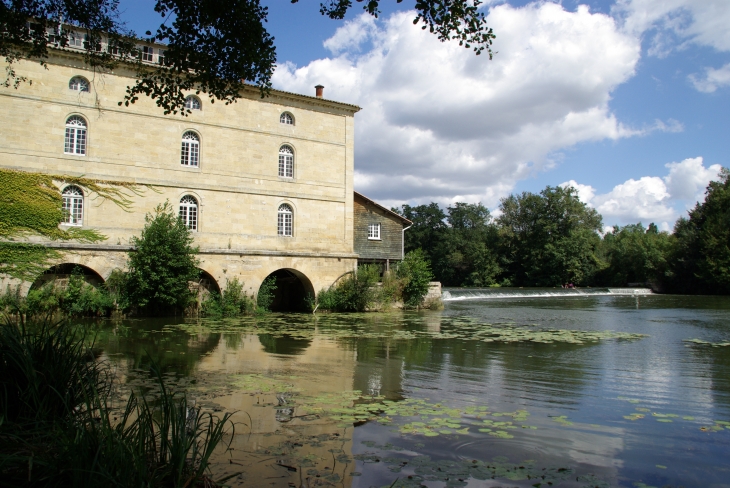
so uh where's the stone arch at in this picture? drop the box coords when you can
[259,268,315,312]
[30,263,105,291]
[190,268,221,303]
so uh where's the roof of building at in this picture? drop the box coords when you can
[354,191,412,226]
[45,32,361,113]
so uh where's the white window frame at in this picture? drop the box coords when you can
[67,31,85,48]
[142,45,155,62]
[68,76,89,92]
[62,186,84,226]
[278,204,293,237]
[368,223,381,240]
[179,195,198,231]
[280,112,294,125]
[184,95,201,111]
[180,131,200,167]
[64,116,87,155]
[278,145,294,178]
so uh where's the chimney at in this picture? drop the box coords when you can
[315,85,324,98]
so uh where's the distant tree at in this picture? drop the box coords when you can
[497,186,602,287]
[437,202,500,286]
[670,168,730,294]
[125,201,199,314]
[599,223,673,287]
[2,0,494,114]
[396,203,448,264]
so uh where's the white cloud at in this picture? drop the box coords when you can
[615,0,730,55]
[322,14,378,55]
[273,4,657,206]
[689,63,730,93]
[560,180,596,204]
[561,157,722,229]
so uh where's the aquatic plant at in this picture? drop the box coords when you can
[0,320,234,487]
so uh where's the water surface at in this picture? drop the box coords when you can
[95,289,730,487]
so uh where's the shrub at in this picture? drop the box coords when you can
[125,201,200,315]
[316,264,381,312]
[201,278,255,317]
[256,276,278,313]
[397,249,434,308]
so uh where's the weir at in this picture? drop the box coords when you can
[442,287,653,301]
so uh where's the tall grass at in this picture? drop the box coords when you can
[0,319,234,487]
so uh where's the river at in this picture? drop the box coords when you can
[94,288,730,488]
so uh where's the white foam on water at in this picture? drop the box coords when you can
[442,288,653,301]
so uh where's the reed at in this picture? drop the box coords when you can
[0,319,234,487]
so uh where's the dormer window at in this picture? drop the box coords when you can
[142,46,154,62]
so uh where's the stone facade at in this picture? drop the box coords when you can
[0,47,360,304]
[353,191,412,269]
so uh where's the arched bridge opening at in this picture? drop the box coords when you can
[260,269,315,312]
[30,263,105,292]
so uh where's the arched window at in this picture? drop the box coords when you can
[278,204,293,237]
[278,145,294,178]
[179,195,198,230]
[181,131,200,167]
[62,186,84,225]
[280,112,294,125]
[64,116,87,155]
[68,76,89,92]
[185,95,201,111]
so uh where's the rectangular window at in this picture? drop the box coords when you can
[142,46,154,62]
[368,223,381,240]
[68,32,84,47]
[158,50,166,65]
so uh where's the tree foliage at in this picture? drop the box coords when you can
[497,186,602,286]
[311,0,495,56]
[124,201,200,313]
[397,249,433,307]
[598,223,673,287]
[670,168,730,294]
[2,0,494,114]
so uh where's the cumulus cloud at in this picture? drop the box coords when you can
[689,63,730,93]
[615,0,730,56]
[561,157,722,230]
[274,3,660,206]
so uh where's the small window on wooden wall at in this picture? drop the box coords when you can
[368,223,381,240]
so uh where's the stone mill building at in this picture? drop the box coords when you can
[0,32,413,310]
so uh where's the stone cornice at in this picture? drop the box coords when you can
[29,241,359,259]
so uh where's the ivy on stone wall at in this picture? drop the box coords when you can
[0,168,144,280]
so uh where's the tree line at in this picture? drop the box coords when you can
[394,168,730,294]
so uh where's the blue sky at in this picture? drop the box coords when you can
[117,1,730,231]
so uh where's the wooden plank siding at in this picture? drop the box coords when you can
[353,192,411,262]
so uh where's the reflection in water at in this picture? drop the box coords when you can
[93,295,730,487]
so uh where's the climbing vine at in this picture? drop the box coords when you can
[0,168,145,280]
